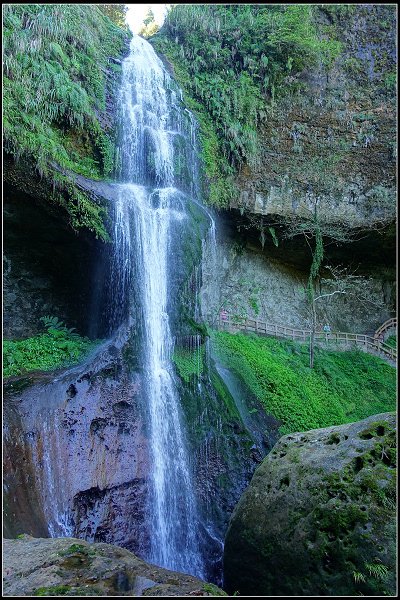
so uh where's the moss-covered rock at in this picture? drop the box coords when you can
[3,536,226,597]
[153,5,396,230]
[223,412,396,596]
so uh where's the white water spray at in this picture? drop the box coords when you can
[115,35,205,577]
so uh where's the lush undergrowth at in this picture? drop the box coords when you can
[3,330,96,378]
[211,331,396,435]
[173,345,205,383]
[151,5,340,207]
[386,335,396,349]
[3,4,129,240]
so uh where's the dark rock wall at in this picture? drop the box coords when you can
[3,186,109,340]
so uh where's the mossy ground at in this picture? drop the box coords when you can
[211,330,396,434]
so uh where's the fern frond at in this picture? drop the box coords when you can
[352,571,366,584]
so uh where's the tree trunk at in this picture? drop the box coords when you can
[310,329,315,369]
[309,302,316,369]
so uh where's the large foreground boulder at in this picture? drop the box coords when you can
[3,536,226,596]
[223,412,396,596]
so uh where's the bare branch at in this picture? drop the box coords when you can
[314,290,346,302]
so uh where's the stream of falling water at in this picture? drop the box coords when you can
[114,34,205,577]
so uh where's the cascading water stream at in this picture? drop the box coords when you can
[114,35,205,577]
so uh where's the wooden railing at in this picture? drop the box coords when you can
[218,315,397,362]
[374,318,397,341]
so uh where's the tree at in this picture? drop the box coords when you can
[97,5,128,29]
[282,197,379,368]
[139,9,160,39]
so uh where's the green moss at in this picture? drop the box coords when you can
[173,345,205,383]
[210,369,241,421]
[202,582,228,596]
[58,544,93,557]
[211,331,396,434]
[34,587,72,597]
[34,586,102,597]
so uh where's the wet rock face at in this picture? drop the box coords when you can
[223,412,396,596]
[3,337,151,558]
[3,402,49,539]
[3,536,227,597]
[73,479,148,557]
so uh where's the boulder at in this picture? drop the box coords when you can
[3,536,227,597]
[223,412,396,596]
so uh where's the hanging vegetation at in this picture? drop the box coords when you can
[151,5,341,207]
[3,4,129,239]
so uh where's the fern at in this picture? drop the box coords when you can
[365,560,389,581]
[352,571,366,584]
[40,315,81,340]
[40,315,65,331]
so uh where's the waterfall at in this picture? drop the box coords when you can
[114,35,205,577]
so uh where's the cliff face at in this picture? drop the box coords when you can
[200,226,395,334]
[233,5,396,231]
[153,5,396,234]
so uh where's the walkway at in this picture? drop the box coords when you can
[218,315,397,363]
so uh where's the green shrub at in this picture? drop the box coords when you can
[211,331,396,434]
[385,335,396,349]
[3,325,97,378]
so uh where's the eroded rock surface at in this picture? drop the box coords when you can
[223,412,396,596]
[2,536,227,596]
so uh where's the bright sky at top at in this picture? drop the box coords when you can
[125,4,169,34]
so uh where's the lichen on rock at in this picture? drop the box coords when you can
[3,536,226,597]
[223,411,396,596]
